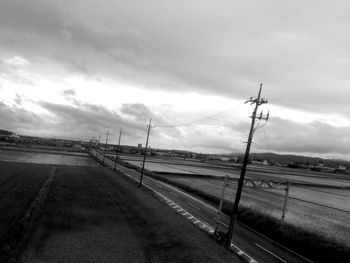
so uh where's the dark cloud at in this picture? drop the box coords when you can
[253,117,350,156]
[1,1,350,157]
[2,0,350,116]
[0,102,48,135]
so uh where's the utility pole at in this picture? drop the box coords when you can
[113,128,122,171]
[281,181,290,221]
[97,134,101,156]
[139,118,152,187]
[226,83,269,248]
[103,129,109,163]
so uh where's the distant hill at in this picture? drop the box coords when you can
[235,152,350,169]
[0,129,14,136]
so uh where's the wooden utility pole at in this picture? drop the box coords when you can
[102,129,109,163]
[114,128,122,171]
[139,118,152,187]
[226,84,269,248]
[282,181,290,221]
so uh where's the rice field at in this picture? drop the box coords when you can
[159,175,350,246]
[117,154,350,187]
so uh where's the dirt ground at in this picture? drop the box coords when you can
[20,165,237,263]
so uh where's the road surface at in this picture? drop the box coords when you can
[93,150,313,263]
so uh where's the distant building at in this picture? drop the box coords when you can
[335,165,346,173]
[73,144,84,151]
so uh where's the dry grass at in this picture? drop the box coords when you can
[160,175,350,246]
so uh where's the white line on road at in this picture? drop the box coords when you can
[255,243,286,263]
[186,201,200,210]
[216,220,228,228]
[230,244,258,263]
[154,183,163,188]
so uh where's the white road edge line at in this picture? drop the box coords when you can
[217,220,229,228]
[116,166,215,235]
[254,242,287,263]
[231,243,258,263]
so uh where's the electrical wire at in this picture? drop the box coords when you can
[155,105,247,128]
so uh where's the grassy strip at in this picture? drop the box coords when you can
[118,160,350,263]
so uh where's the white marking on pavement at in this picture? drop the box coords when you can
[217,220,229,227]
[255,243,286,263]
[230,244,258,263]
[93,153,215,238]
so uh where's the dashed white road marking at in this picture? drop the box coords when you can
[152,191,215,235]
[231,244,258,263]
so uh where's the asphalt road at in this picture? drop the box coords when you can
[92,150,314,263]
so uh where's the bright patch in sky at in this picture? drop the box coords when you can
[1,1,350,159]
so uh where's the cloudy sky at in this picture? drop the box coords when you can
[1,0,350,159]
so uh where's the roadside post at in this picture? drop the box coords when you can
[281,181,290,221]
[215,174,228,233]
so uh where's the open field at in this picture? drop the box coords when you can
[0,149,96,166]
[156,174,350,246]
[0,152,237,262]
[114,154,350,188]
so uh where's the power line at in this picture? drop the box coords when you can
[156,105,246,128]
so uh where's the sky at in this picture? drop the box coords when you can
[1,0,350,159]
